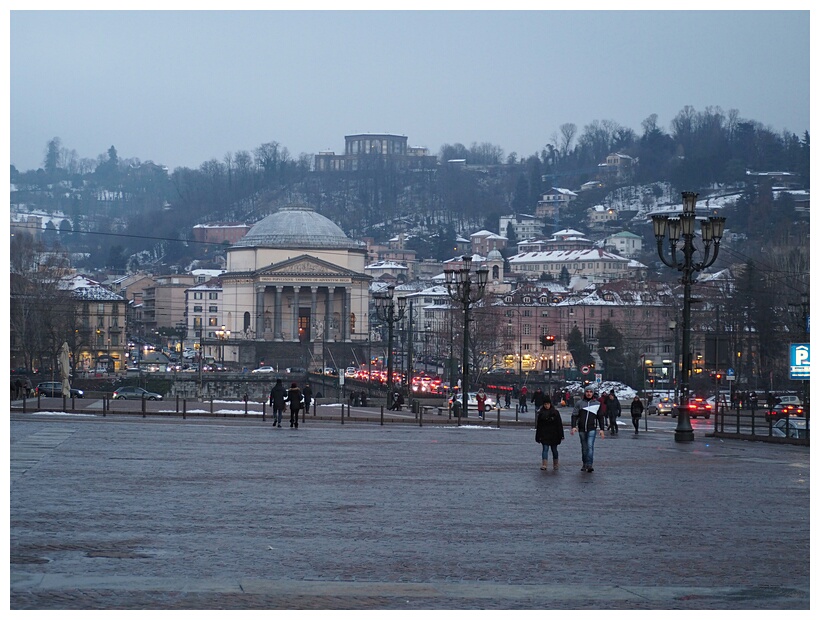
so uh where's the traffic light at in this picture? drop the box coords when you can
[540,334,555,348]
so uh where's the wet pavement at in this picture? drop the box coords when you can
[9,411,810,609]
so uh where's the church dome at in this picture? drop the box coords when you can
[487,248,504,261]
[233,205,363,250]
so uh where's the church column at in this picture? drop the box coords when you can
[292,286,301,342]
[325,287,334,341]
[310,287,318,340]
[255,286,265,337]
[274,286,284,341]
[341,286,351,342]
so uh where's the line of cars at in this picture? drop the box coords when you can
[645,393,805,422]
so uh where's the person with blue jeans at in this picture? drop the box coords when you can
[571,387,607,472]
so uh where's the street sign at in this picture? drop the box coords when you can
[726,368,735,382]
[595,373,602,384]
[789,343,810,380]
[580,365,590,375]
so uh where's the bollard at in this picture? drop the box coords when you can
[62,395,67,413]
[142,395,146,417]
[262,402,266,422]
[244,394,249,416]
[497,407,501,428]
[22,395,26,414]
[71,395,75,412]
[176,394,179,414]
[102,395,106,417]
[183,398,187,419]
[380,405,384,426]
[302,403,306,425]
[419,403,423,427]
[37,393,41,410]
[515,405,519,423]
[210,398,214,416]
[341,403,345,425]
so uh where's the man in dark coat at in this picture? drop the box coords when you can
[606,390,621,435]
[630,395,644,434]
[302,384,313,412]
[531,388,546,410]
[269,378,286,428]
[286,383,302,428]
[571,387,607,473]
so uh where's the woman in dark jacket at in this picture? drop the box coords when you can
[535,399,565,470]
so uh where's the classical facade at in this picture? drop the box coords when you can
[221,206,371,350]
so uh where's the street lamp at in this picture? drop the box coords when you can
[669,320,680,404]
[215,325,230,366]
[373,284,407,406]
[652,191,726,442]
[444,255,489,423]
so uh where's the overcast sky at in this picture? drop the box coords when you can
[8,9,811,172]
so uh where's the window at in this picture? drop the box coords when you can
[209,292,218,300]
[111,335,119,347]
[193,317,202,328]
[523,309,532,317]
[97,334,105,347]
[194,292,203,300]
[208,317,218,327]
[541,310,549,317]
[193,305,203,313]
[505,325,513,337]
[97,316,105,327]
[98,303,105,314]
[209,306,218,313]
[523,324,531,335]
[111,316,119,327]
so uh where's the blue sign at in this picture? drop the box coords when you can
[726,368,735,376]
[789,343,810,380]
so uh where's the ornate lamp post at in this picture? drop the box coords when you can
[652,191,726,442]
[215,325,230,366]
[373,285,407,406]
[444,255,489,423]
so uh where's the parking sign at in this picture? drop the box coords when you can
[789,343,810,380]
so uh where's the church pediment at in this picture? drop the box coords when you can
[255,254,365,282]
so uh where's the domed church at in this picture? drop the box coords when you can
[221,205,371,367]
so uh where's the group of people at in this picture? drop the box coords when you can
[268,379,312,428]
[11,376,33,400]
[534,386,649,473]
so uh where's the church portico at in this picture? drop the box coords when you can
[220,206,371,369]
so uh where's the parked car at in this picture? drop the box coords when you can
[251,366,275,373]
[448,392,497,411]
[112,386,163,400]
[772,417,808,439]
[647,396,675,416]
[35,382,84,398]
[673,396,711,419]
[285,367,307,374]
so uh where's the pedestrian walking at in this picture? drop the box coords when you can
[476,387,488,420]
[269,378,286,428]
[518,392,528,413]
[630,395,644,434]
[302,384,313,412]
[535,398,564,470]
[532,387,546,410]
[571,387,607,472]
[24,377,33,398]
[286,382,302,428]
[597,391,609,431]
[504,391,511,409]
[607,390,621,435]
